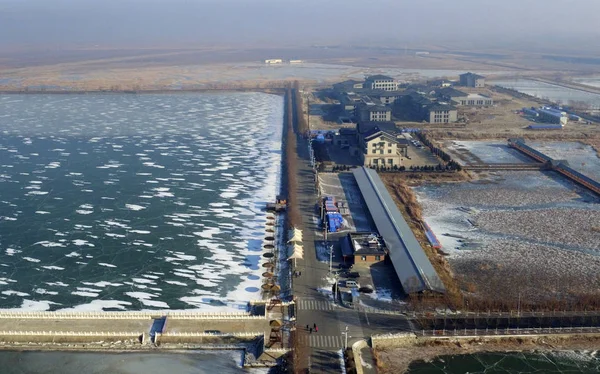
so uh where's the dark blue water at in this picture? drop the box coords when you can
[408,351,600,373]
[0,93,283,311]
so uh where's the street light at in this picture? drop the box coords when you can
[342,325,349,350]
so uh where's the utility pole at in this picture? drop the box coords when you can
[334,273,339,303]
[342,325,349,350]
[329,244,333,274]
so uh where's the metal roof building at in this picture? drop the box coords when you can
[353,167,446,294]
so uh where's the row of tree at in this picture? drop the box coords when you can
[292,81,309,135]
[416,132,463,171]
[284,87,302,230]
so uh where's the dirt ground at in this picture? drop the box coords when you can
[375,334,600,374]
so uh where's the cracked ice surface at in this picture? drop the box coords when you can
[0,92,283,311]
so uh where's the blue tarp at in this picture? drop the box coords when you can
[149,316,167,343]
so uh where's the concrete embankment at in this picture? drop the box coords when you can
[0,310,269,346]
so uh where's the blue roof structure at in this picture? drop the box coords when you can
[352,167,445,294]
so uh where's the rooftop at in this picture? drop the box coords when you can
[366,74,394,81]
[427,103,456,111]
[352,167,445,294]
[438,87,468,97]
[460,72,485,79]
[347,232,387,255]
[357,121,399,135]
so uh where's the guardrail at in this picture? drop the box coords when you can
[406,309,600,319]
[359,307,404,316]
[420,326,600,337]
[0,311,264,320]
[0,331,140,336]
[158,331,263,338]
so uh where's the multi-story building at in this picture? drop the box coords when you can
[425,103,458,123]
[357,122,408,168]
[368,90,404,104]
[358,104,392,122]
[457,93,493,106]
[439,88,493,106]
[459,72,485,87]
[364,75,398,91]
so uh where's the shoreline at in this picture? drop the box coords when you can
[374,334,600,373]
[0,87,287,95]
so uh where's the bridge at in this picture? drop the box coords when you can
[0,301,294,367]
[508,138,600,195]
[464,163,544,171]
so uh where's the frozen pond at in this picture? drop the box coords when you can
[492,78,600,109]
[0,93,283,311]
[444,141,533,165]
[529,141,600,179]
[415,170,600,302]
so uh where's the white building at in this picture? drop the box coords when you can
[364,75,398,92]
[264,59,283,64]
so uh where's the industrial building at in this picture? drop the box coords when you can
[537,107,569,125]
[459,72,485,87]
[340,232,388,264]
[352,167,446,294]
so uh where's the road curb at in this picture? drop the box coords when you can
[352,339,369,374]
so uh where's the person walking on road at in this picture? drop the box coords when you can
[315,326,318,333]
[309,327,313,334]
[306,324,309,331]
[313,323,317,330]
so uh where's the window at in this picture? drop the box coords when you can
[388,143,392,147]
[372,149,377,154]
[375,255,381,261]
[388,158,393,164]
[388,149,392,153]
[361,256,367,261]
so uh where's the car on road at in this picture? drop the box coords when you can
[338,263,353,270]
[344,280,359,288]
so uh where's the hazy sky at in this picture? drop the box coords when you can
[0,0,598,50]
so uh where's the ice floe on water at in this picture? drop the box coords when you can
[0,92,283,311]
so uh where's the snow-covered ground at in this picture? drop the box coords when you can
[415,169,600,302]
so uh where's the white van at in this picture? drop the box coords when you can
[345,280,358,288]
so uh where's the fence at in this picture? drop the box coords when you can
[0,331,140,336]
[158,331,263,338]
[0,311,264,320]
[420,326,600,337]
[406,309,600,319]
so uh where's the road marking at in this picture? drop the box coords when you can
[308,334,342,348]
[297,334,342,348]
[298,298,334,311]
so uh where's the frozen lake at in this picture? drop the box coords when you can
[492,78,600,109]
[0,93,283,311]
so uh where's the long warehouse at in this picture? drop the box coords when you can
[353,167,446,294]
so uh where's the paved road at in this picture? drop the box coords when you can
[292,136,411,373]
